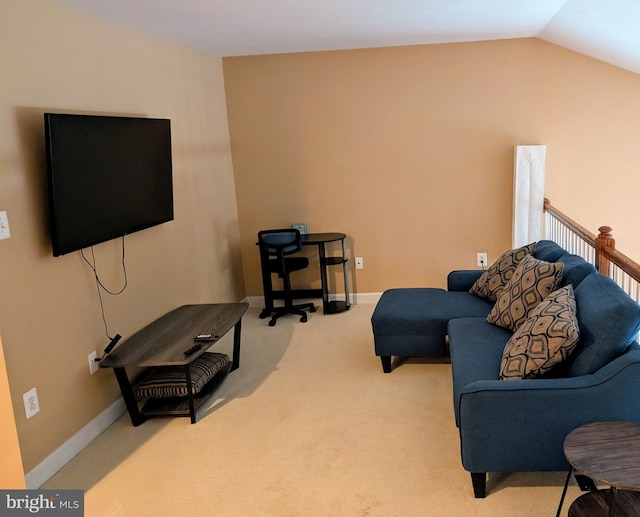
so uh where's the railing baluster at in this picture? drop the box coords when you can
[543,198,640,306]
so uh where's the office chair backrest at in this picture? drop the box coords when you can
[258,229,303,257]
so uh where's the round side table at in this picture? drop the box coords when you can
[560,421,640,517]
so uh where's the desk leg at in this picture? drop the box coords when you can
[318,243,329,312]
[341,238,351,309]
[231,317,242,371]
[113,367,146,427]
[259,247,275,318]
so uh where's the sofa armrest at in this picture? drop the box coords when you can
[447,270,484,291]
[457,348,640,473]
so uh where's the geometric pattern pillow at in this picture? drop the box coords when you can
[487,254,564,332]
[135,352,230,399]
[469,243,536,301]
[500,285,580,380]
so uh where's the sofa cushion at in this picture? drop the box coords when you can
[469,243,536,301]
[371,288,494,357]
[448,317,513,426]
[372,289,495,337]
[557,254,597,289]
[500,285,580,380]
[566,273,640,376]
[448,270,484,292]
[533,240,567,262]
[487,255,564,332]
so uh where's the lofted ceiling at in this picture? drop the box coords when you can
[53,0,640,74]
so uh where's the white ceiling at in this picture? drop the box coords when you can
[54,0,640,74]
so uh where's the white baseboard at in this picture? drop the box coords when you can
[245,292,382,308]
[25,398,126,488]
[349,292,383,304]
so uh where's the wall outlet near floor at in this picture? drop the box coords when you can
[355,257,364,269]
[88,351,99,374]
[23,387,40,419]
[477,252,488,268]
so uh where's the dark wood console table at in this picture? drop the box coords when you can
[557,421,640,516]
[100,303,248,426]
[260,232,351,315]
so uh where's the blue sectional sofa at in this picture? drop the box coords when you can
[371,240,640,497]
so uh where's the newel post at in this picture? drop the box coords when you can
[595,226,614,275]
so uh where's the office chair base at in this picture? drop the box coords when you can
[263,303,316,326]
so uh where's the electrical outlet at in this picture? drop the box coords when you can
[88,351,99,374]
[477,252,488,267]
[355,257,364,269]
[23,387,40,419]
[0,211,11,240]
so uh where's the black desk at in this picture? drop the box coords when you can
[259,232,351,316]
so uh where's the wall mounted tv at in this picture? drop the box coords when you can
[44,113,174,256]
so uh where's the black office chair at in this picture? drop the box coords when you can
[257,229,316,326]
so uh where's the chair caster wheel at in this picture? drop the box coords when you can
[300,314,307,323]
[310,306,316,313]
[268,319,276,327]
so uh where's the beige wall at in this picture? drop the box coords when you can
[1,0,244,474]
[0,336,25,488]
[224,39,640,297]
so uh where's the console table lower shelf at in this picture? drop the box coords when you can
[101,303,248,426]
[139,361,232,419]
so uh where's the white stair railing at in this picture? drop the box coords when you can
[544,198,640,306]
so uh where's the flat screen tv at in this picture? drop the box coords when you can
[44,113,174,256]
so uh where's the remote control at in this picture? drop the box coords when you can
[183,343,202,356]
[194,334,217,341]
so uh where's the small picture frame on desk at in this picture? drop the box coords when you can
[292,223,307,235]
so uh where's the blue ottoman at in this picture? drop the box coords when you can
[371,288,494,372]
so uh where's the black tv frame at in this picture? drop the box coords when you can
[44,113,174,256]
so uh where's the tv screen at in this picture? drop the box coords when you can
[44,113,174,256]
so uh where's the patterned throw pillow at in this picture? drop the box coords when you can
[136,352,230,399]
[487,254,564,332]
[500,285,580,380]
[469,243,536,301]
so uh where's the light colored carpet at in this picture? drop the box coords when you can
[43,304,581,516]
